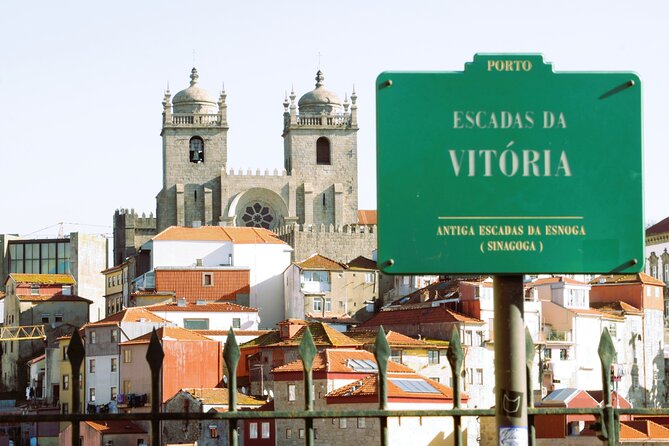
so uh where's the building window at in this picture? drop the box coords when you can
[324,298,332,312]
[123,349,132,363]
[286,428,292,439]
[560,349,569,360]
[111,329,118,343]
[464,330,473,346]
[184,319,209,330]
[316,137,331,165]
[475,368,484,385]
[249,422,258,439]
[8,240,70,274]
[89,388,96,402]
[543,348,552,359]
[288,384,296,402]
[232,318,241,329]
[339,418,347,429]
[428,350,440,365]
[261,422,270,439]
[202,273,213,286]
[111,387,118,401]
[62,403,68,414]
[364,272,375,284]
[313,298,322,312]
[111,357,118,372]
[62,346,68,360]
[209,426,219,438]
[31,287,40,296]
[89,359,96,373]
[41,314,50,323]
[122,380,132,395]
[357,417,366,428]
[189,136,205,163]
[299,428,305,439]
[63,374,70,390]
[55,314,63,323]
[390,350,402,364]
[90,331,96,344]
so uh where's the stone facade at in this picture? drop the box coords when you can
[114,68,376,267]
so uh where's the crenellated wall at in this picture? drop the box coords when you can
[277,224,376,263]
[113,208,157,266]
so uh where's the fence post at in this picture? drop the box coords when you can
[224,328,241,446]
[67,329,85,445]
[299,327,317,446]
[146,329,164,446]
[597,328,617,446]
[447,325,464,446]
[525,328,536,446]
[374,326,390,446]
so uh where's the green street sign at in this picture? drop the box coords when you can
[376,54,643,274]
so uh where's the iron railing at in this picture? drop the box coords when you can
[0,326,663,445]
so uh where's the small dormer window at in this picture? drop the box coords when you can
[189,136,205,163]
[31,286,39,296]
[316,137,331,165]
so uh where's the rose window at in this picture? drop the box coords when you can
[242,203,274,229]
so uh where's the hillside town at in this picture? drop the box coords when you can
[0,68,667,445]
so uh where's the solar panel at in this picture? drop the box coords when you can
[347,359,377,371]
[390,379,441,394]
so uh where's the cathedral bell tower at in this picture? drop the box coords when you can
[157,68,228,230]
[282,70,359,226]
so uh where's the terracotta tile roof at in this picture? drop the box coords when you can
[294,253,346,270]
[272,349,414,374]
[195,329,269,337]
[620,420,669,440]
[590,300,643,315]
[390,280,461,306]
[357,210,377,225]
[358,305,483,329]
[101,263,127,274]
[590,273,666,287]
[17,293,92,304]
[305,314,358,325]
[9,273,75,285]
[28,354,46,365]
[646,216,669,236]
[120,326,216,345]
[132,290,176,297]
[153,226,287,244]
[531,276,589,286]
[85,307,170,327]
[0,291,5,300]
[326,373,455,401]
[241,322,361,349]
[346,256,377,271]
[585,390,632,408]
[85,420,146,434]
[147,301,257,313]
[180,388,264,406]
[346,329,431,348]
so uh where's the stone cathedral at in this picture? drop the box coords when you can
[114,68,376,265]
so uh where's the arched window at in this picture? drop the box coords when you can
[316,137,331,165]
[189,136,204,163]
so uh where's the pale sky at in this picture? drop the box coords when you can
[1,1,667,238]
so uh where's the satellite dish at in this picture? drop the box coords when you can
[268,390,274,399]
[223,375,228,385]
[263,389,268,396]
[241,386,247,394]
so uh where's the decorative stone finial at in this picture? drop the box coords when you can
[190,67,199,86]
[315,70,324,88]
[283,91,289,109]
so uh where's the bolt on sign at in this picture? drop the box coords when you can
[376,54,643,274]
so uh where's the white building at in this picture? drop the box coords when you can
[145,300,259,331]
[138,226,292,329]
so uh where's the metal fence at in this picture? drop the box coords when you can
[0,326,659,446]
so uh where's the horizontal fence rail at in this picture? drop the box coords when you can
[0,326,644,446]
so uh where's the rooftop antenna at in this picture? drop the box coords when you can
[57,222,64,238]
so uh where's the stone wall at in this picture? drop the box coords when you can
[113,208,157,266]
[277,224,376,263]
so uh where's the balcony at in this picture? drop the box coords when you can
[546,330,572,343]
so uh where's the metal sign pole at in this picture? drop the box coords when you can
[494,275,528,446]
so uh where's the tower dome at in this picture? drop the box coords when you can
[298,70,343,115]
[172,68,217,114]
